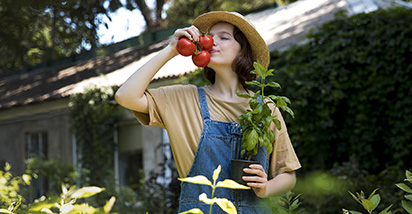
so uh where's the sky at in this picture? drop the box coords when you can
[97,7,146,44]
[97,0,167,45]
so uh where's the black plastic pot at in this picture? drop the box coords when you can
[231,159,260,186]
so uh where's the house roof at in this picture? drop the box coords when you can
[1,0,410,111]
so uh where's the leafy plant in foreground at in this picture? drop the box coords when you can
[343,189,392,214]
[178,165,250,214]
[396,170,412,213]
[237,61,294,160]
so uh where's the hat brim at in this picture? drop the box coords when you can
[192,11,269,68]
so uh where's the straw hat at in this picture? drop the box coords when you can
[192,11,270,68]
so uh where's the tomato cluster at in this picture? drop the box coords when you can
[176,35,214,67]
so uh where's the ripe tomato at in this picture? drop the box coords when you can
[176,38,196,56]
[199,35,213,51]
[192,50,210,67]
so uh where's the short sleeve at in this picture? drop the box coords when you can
[269,107,301,178]
[133,88,167,129]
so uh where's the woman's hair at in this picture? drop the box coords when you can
[203,24,255,89]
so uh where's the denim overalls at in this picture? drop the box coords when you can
[178,87,271,214]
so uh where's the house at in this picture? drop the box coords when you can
[1,0,410,198]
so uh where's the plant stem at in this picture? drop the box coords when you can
[209,187,216,214]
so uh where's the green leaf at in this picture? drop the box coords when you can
[103,196,116,213]
[245,80,261,86]
[179,176,212,186]
[253,61,266,77]
[29,197,60,211]
[179,208,204,214]
[349,191,361,204]
[236,92,252,99]
[70,186,105,199]
[397,183,412,193]
[370,194,380,210]
[282,106,295,118]
[279,96,291,104]
[348,210,363,214]
[273,118,281,130]
[0,209,10,214]
[378,205,393,214]
[266,81,281,88]
[213,165,221,183]
[216,179,251,189]
[368,189,379,200]
[402,200,412,213]
[246,129,258,151]
[405,194,412,201]
[361,199,374,211]
[214,198,237,214]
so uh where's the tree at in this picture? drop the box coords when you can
[165,0,277,27]
[121,0,169,31]
[0,0,110,76]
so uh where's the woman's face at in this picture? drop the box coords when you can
[208,22,241,69]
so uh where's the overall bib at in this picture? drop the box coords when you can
[178,87,271,214]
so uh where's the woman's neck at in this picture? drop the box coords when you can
[207,68,248,102]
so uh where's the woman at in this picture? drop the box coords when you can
[115,11,301,213]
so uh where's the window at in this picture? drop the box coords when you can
[25,132,48,200]
[25,132,48,159]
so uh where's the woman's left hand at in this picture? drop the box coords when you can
[243,164,268,198]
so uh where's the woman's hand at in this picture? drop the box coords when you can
[169,26,201,54]
[243,164,268,198]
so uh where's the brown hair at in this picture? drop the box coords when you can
[203,25,255,89]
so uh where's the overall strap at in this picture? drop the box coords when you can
[197,87,211,121]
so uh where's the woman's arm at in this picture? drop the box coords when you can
[243,164,296,198]
[115,26,201,113]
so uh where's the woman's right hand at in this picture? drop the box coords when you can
[168,26,202,54]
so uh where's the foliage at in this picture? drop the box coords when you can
[178,165,250,214]
[396,170,412,213]
[344,189,392,214]
[69,86,123,188]
[237,62,294,160]
[271,191,304,214]
[0,163,31,209]
[269,7,412,173]
[165,0,277,27]
[0,0,111,75]
[25,157,84,196]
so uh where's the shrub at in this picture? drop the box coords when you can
[268,7,412,213]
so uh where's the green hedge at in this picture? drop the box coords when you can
[270,7,412,173]
[268,7,412,212]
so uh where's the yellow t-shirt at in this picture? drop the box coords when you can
[134,84,301,178]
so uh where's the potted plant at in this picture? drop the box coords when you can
[231,62,294,185]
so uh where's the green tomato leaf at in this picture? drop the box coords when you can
[273,118,282,130]
[245,80,261,86]
[246,129,259,151]
[237,92,252,99]
[282,106,295,118]
[279,96,291,104]
[266,81,281,88]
